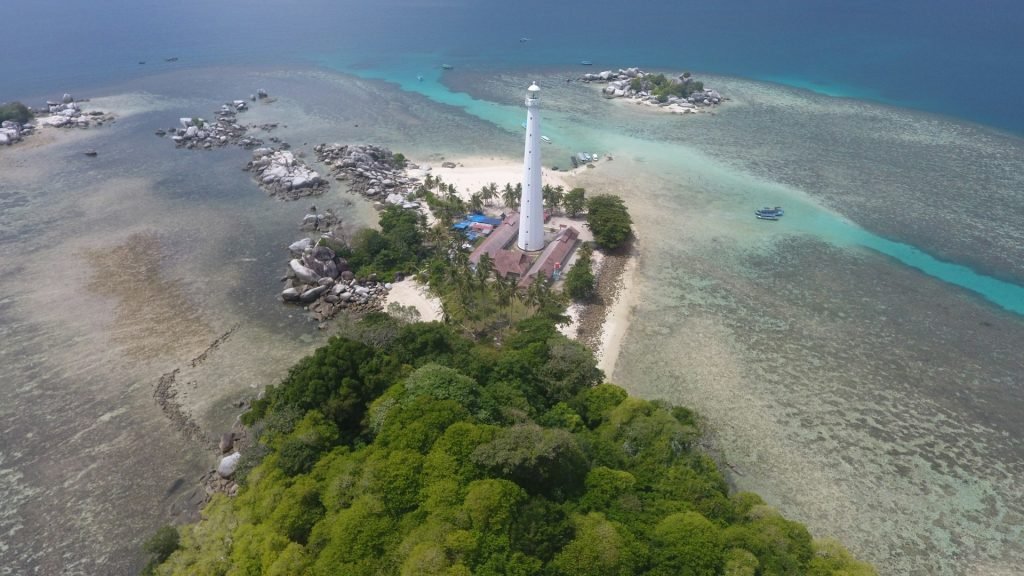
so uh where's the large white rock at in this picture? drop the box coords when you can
[264,164,290,180]
[300,285,328,302]
[289,238,313,254]
[290,174,316,189]
[39,116,70,127]
[290,259,320,284]
[185,125,199,138]
[323,260,339,279]
[217,452,242,478]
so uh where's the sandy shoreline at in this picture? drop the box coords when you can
[417,154,578,203]
[595,246,639,377]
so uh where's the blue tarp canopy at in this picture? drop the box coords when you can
[466,214,502,226]
[452,221,471,230]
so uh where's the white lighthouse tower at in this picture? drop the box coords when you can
[518,82,545,252]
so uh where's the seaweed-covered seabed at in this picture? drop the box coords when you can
[2,65,1022,575]
[447,70,1024,574]
[0,69,520,575]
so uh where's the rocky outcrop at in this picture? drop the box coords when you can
[0,120,32,145]
[35,94,116,128]
[200,467,239,499]
[244,148,328,200]
[580,68,724,113]
[217,452,242,478]
[281,225,390,325]
[161,105,263,150]
[314,143,418,200]
[2,94,114,144]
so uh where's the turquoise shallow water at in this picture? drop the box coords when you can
[1,62,1021,575]
[324,59,1024,316]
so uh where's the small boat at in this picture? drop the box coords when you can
[755,214,780,221]
[519,37,530,43]
[441,64,454,70]
[580,60,593,66]
[521,121,527,129]
[165,57,179,62]
[541,135,551,143]
[417,75,424,81]
[755,206,784,217]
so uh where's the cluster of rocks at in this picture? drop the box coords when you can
[301,206,339,233]
[159,104,263,150]
[203,433,241,498]
[156,90,276,149]
[314,143,419,201]
[0,120,32,146]
[35,93,115,128]
[244,147,327,200]
[581,68,723,113]
[281,235,389,324]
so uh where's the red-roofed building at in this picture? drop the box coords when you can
[470,213,519,266]
[519,226,580,287]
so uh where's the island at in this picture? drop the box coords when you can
[581,67,724,114]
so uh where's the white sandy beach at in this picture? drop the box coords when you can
[418,155,575,204]
[555,248,640,378]
[595,251,638,377]
[384,277,443,322]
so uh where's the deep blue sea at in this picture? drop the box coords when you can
[4,0,1024,134]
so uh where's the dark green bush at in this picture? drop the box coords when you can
[0,102,32,124]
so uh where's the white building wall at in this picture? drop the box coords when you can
[518,83,545,252]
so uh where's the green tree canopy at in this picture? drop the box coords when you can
[0,101,32,124]
[586,194,633,250]
[152,319,873,576]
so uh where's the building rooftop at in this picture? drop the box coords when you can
[470,212,520,266]
[520,226,580,288]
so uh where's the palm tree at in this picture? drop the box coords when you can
[525,277,544,309]
[502,184,520,211]
[469,193,484,214]
[494,275,517,324]
[423,173,434,191]
[543,184,563,214]
[551,185,565,214]
[501,183,515,209]
[485,182,499,205]
[476,253,494,287]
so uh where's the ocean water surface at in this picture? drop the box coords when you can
[2,1,1024,575]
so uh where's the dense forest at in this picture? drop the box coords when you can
[150,315,874,575]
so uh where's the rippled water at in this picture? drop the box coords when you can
[412,68,1024,574]
[0,67,523,574]
[2,64,1023,575]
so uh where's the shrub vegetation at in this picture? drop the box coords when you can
[585,194,633,250]
[0,101,32,124]
[629,73,705,101]
[153,318,874,576]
